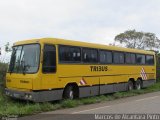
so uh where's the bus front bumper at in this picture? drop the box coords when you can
[5,88,36,101]
[5,88,63,102]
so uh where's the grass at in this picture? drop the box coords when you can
[0,82,160,117]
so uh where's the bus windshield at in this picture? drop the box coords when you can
[8,44,40,73]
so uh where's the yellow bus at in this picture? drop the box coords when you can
[5,38,156,102]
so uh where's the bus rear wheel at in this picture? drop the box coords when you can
[128,80,134,91]
[63,85,75,99]
[135,79,142,90]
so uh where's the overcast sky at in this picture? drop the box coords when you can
[0,0,160,62]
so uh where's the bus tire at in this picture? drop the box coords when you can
[135,79,142,90]
[63,85,75,99]
[128,80,134,91]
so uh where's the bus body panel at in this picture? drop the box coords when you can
[6,74,33,90]
[56,65,155,88]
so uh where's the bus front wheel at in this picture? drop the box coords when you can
[63,85,75,100]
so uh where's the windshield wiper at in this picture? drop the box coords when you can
[21,60,26,75]
[23,64,30,75]
[9,62,15,74]
[23,64,27,75]
[19,58,26,75]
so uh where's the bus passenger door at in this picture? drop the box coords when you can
[41,44,57,90]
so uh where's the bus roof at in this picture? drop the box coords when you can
[14,38,155,55]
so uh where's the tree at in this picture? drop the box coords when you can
[5,42,12,52]
[0,42,12,63]
[114,29,160,50]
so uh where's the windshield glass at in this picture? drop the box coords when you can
[8,44,40,73]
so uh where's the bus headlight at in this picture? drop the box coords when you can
[6,91,11,96]
[28,95,32,99]
[25,94,32,99]
[5,91,9,95]
[25,94,29,99]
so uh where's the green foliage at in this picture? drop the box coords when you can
[114,29,160,50]
[0,62,8,84]
[61,99,79,108]
[80,97,99,104]
[0,62,8,72]
[4,42,12,53]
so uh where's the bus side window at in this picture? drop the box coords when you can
[113,52,124,64]
[59,45,81,63]
[82,48,98,63]
[146,55,154,65]
[136,54,145,65]
[130,53,136,64]
[43,45,56,73]
[99,50,112,64]
[125,53,136,64]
